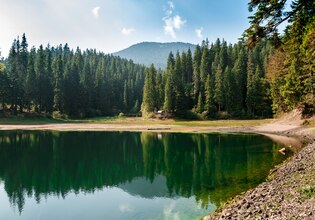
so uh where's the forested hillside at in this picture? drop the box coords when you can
[114,42,195,69]
[0,36,279,119]
[0,35,146,117]
[142,39,273,118]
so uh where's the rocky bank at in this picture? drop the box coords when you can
[204,124,315,220]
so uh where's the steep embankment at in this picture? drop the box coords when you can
[204,111,315,220]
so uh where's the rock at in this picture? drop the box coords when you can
[278,147,286,155]
[203,141,315,220]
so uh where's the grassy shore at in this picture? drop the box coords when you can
[0,116,273,127]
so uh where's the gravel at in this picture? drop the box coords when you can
[204,127,315,220]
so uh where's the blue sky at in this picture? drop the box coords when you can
[0,0,251,57]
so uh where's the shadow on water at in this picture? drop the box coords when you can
[0,131,292,216]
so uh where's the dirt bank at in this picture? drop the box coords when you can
[204,122,315,220]
[0,122,263,133]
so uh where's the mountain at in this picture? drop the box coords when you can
[113,42,196,69]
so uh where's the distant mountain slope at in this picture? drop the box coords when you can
[113,42,195,69]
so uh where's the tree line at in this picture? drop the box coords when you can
[1,35,273,119]
[0,34,145,117]
[142,39,273,118]
[243,0,314,116]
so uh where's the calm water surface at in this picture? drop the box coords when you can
[0,131,291,220]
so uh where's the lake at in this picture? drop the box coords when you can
[0,131,291,220]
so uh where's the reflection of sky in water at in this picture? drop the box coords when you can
[0,182,214,220]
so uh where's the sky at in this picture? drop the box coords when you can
[0,0,252,58]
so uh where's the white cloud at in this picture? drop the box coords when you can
[163,2,186,39]
[168,1,175,10]
[119,204,132,213]
[163,202,180,220]
[163,15,186,38]
[165,1,174,16]
[121,27,136,36]
[195,27,203,39]
[92,6,100,18]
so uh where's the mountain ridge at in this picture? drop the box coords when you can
[113,42,196,69]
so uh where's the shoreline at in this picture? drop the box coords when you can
[0,121,314,219]
[204,124,315,220]
[0,122,306,149]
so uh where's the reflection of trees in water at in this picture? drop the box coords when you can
[140,133,286,208]
[0,131,289,212]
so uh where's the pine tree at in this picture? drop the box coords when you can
[205,74,216,117]
[223,66,234,114]
[196,92,204,113]
[0,57,9,110]
[131,100,140,114]
[34,45,46,112]
[186,48,193,83]
[25,48,37,111]
[163,52,175,113]
[95,57,108,115]
[164,75,173,113]
[219,40,228,71]
[214,64,223,112]
[193,45,202,104]
[63,58,81,117]
[155,71,164,109]
[7,39,20,113]
[246,50,256,116]
[52,55,63,112]
[19,33,28,111]
[142,64,157,114]
[181,51,187,83]
[174,52,186,113]
[43,46,54,113]
[123,80,128,111]
[200,45,210,97]
[232,47,247,115]
[185,48,194,108]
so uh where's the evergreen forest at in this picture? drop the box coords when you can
[0,36,145,118]
[0,0,314,119]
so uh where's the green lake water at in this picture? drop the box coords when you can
[0,131,291,220]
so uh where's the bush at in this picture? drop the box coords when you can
[52,111,67,119]
[217,111,231,119]
[180,110,199,120]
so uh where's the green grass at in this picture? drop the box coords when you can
[169,119,273,127]
[299,184,315,202]
[81,117,272,127]
[0,116,273,127]
[0,117,68,125]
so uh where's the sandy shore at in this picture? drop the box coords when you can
[0,120,301,132]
